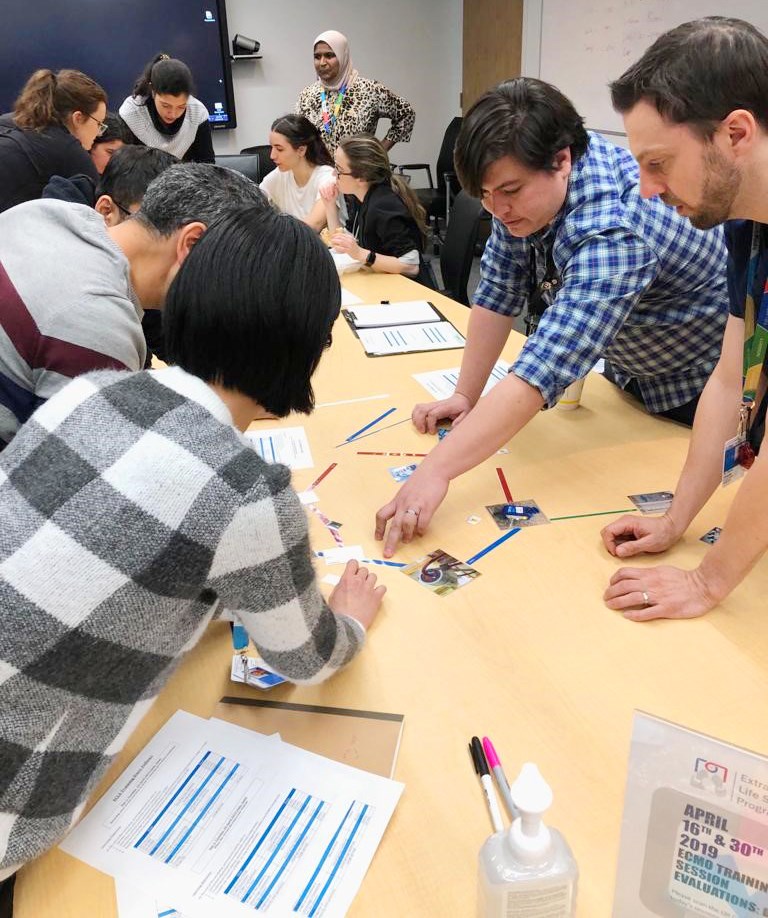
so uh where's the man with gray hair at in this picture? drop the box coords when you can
[0,162,268,447]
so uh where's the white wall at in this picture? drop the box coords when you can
[214,0,462,175]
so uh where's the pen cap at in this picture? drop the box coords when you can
[508,763,552,864]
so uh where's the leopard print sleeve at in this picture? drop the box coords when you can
[369,80,416,145]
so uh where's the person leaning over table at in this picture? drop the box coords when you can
[0,68,106,213]
[0,163,264,449]
[373,77,730,557]
[88,111,132,175]
[296,29,415,155]
[119,53,215,164]
[600,17,768,622]
[320,134,436,288]
[0,206,385,911]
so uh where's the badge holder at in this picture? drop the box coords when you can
[722,400,756,487]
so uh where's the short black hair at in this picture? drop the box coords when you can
[611,17,768,138]
[96,146,177,210]
[91,112,132,147]
[454,77,589,197]
[163,208,340,416]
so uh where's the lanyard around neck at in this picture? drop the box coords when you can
[320,84,347,133]
[743,222,768,404]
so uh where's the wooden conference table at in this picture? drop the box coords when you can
[15,272,768,917]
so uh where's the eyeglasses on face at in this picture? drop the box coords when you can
[334,164,354,176]
[87,113,108,137]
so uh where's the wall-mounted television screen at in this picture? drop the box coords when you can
[0,0,237,129]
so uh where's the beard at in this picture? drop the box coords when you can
[663,144,740,230]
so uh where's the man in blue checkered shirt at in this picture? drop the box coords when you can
[375,78,729,556]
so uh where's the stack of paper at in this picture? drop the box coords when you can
[61,710,404,918]
[243,426,314,470]
[343,300,466,356]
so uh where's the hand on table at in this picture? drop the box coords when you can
[330,228,363,260]
[603,564,720,622]
[374,467,449,558]
[328,560,386,630]
[412,393,472,435]
[601,513,681,558]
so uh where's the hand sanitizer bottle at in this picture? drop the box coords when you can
[478,763,578,916]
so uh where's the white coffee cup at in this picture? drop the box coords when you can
[557,377,586,410]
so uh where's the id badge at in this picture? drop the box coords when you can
[722,434,746,486]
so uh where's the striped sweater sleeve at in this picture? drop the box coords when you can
[207,459,364,684]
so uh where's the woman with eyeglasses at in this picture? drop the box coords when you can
[0,68,106,214]
[296,30,415,155]
[119,54,215,164]
[321,134,436,288]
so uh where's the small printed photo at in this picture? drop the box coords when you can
[628,491,674,514]
[699,527,722,545]
[401,548,481,597]
[485,499,549,530]
[389,462,418,482]
[437,427,451,440]
[230,655,287,689]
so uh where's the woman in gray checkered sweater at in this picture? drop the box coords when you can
[0,207,385,898]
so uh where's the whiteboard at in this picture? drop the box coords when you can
[524,0,768,139]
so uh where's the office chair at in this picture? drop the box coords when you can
[239,144,276,181]
[397,117,463,249]
[439,191,485,306]
[214,154,262,183]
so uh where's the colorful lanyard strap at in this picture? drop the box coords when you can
[320,84,347,134]
[738,222,768,465]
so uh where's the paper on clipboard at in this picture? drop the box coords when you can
[347,300,440,328]
[357,321,465,356]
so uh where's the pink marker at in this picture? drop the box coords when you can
[483,736,519,819]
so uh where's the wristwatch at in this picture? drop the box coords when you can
[365,250,377,267]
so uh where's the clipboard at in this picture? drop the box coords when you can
[342,300,466,357]
[215,696,405,779]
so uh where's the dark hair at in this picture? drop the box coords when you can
[136,162,269,237]
[163,208,340,415]
[454,77,589,197]
[610,17,768,138]
[91,112,132,147]
[96,146,178,210]
[13,68,107,132]
[339,135,428,240]
[270,114,333,167]
[133,53,195,100]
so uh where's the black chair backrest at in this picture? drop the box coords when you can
[435,117,463,196]
[214,154,261,184]
[440,190,485,306]
[239,144,276,180]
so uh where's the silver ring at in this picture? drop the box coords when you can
[404,507,419,517]
[642,591,650,607]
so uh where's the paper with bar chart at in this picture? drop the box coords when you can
[60,711,404,918]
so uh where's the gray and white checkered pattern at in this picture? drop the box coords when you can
[0,366,364,875]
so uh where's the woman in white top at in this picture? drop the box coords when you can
[260,114,338,231]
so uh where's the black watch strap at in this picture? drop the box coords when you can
[365,250,377,267]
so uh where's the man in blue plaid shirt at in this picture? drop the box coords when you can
[375,78,729,556]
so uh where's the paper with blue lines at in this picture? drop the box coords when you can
[61,711,403,917]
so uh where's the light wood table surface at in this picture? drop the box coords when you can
[15,273,768,917]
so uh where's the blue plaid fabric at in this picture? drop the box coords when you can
[474,131,730,412]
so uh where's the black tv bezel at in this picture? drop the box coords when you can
[212,0,237,130]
